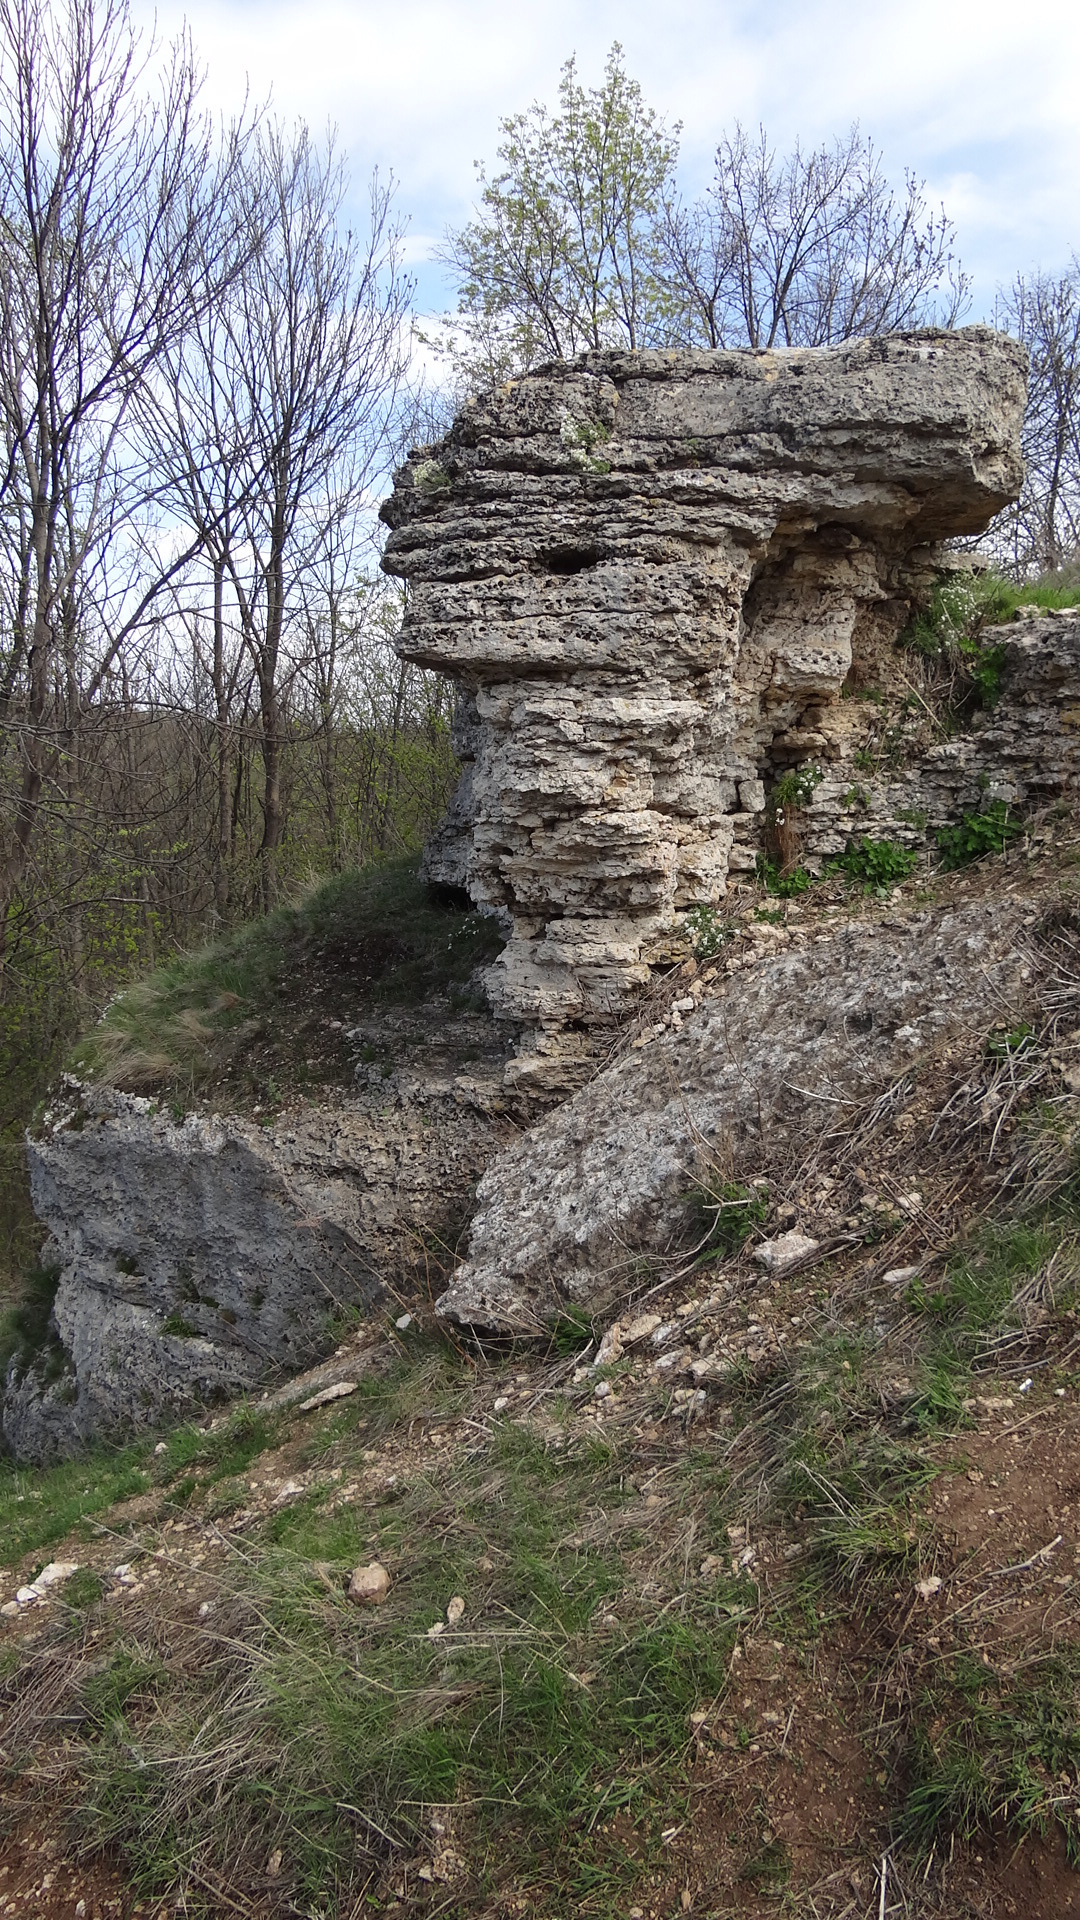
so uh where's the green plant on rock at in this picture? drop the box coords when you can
[767,764,823,881]
[898,572,1012,714]
[985,1022,1037,1061]
[413,458,452,491]
[560,412,612,473]
[770,765,823,812]
[689,1177,769,1257]
[547,1306,594,1356]
[936,800,1023,870]
[161,1313,198,1339]
[755,855,813,898]
[900,573,1000,658]
[831,837,919,891]
[896,566,1080,717]
[963,639,1007,708]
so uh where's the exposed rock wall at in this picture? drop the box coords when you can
[436,897,1033,1334]
[382,329,1026,1093]
[785,606,1080,860]
[4,1071,512,1462]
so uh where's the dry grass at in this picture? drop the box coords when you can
[7,842,1080,1914]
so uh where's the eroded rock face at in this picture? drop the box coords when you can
[381,330,1026,1092]
[435,898,1031,1334]
[4,1071,513,1462]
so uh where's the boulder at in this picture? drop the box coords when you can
[435,898,1031,1333]
[3,1072,512,1462]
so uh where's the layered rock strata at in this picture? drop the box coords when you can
[382,329,1026,1092]
[771,605,1080,859]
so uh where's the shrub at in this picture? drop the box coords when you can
[771,766,823,811]
[755,855,813,898]
[899,573,1007,658]
[689,1178,769,1257]
[684,905,732,959]
[899,566,1080,716]
[985,1022,1037,1061]
[899,573,1013,712]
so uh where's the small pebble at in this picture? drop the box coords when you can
[347,1562,391,1606]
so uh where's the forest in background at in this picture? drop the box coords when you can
[1,9,1078,1285]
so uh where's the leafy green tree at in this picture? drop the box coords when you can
[441,43,681,382]
[442,54,968,388]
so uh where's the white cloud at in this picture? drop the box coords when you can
[134,0,1080,310]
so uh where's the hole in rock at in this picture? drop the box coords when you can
[545,547,598,575]
[426,882,473,913]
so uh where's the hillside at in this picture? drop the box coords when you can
[4,824,1080,1917]
[5,331,1080,1916]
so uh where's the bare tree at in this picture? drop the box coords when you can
[0,0,235,954]
[148,127,414,908]
[441,53,969,385]
[664,123,969,349]
[993,260,1080,574]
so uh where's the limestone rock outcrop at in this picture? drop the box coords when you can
[435,897,1033,1334]
[4,1069,513,1462]
[382,329,1026,1092]
[790,605,1080,857]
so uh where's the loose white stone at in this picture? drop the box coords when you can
[753,1231,820,1278]
[299,1380,358,1412]
[347,1562,391,1606]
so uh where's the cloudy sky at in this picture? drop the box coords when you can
[137,0,1078,323]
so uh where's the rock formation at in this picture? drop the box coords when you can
[435,897,1035,1334]
[4,1061,513,1462]
[381,329,1027,1092]
[18,326,1078,1458]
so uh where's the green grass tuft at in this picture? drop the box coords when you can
[689,1178,770,1257]
[903,1652,1080,1859]
[66,856,504,1097]
[54,1406,745,1911]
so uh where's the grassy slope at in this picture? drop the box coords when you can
[6,608,1080,1911]
[1,856,505,1380]
[2,1171,1079,1917]
[66,855,505,1107]
[3,834,1080,1915]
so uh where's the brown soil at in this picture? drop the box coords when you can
[0,1812,136,1918]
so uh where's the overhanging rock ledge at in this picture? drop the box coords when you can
[381,329,1026,1094]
